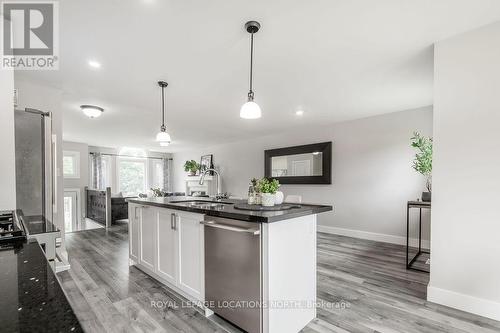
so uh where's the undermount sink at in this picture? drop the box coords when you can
[170,200,233,208]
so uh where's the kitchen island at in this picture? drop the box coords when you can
[127,197,332,333]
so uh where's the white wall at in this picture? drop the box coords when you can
[173,107,432,244]
[428,21,500,321]
[0,68,16,210]
[63,141,89,220]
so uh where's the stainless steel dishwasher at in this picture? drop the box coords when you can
[202,216,262,333]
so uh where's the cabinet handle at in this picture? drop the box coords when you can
[171,213,176,230]
[200,221,260,235]
[134,207,138,219]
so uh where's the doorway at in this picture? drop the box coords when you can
[63,189,79,233]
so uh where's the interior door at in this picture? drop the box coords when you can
[139,207,156,271]
[156,209,177,285]
[63,190,78,233]
[177,212,204,300]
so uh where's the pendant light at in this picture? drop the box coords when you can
[156,80,171,146]
[240,21,262,119]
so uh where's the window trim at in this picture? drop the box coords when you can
[63,150,81,179]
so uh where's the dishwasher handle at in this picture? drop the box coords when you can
[200,221,260,235]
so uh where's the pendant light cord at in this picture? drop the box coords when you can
[161,85,166,130]
[249,32,254,100]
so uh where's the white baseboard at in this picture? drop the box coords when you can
[317,225,430,249]
[427,285,500,322]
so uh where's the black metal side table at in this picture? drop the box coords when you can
[406,200,431,272]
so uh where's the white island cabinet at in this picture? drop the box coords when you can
[128,204,204,302]
[128,198,331,333]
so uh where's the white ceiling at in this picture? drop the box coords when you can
[17,0,500,152]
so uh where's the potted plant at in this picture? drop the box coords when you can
[247,178,259,205]
[150,187,165,197]
[257,178,280,207]
[411,131,433,202]
[184,160,200,176]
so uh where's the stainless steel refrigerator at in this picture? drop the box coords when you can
[14,108,54,223]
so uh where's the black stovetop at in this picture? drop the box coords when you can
[0,211,26,245]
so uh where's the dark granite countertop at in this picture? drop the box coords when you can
[127,196,332,223]
[16,211,60,236]
[0,240,82,332]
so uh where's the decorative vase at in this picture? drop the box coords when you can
[261,193,275,207]
[421,191,431,202]
[274,191,284,205]
[255,193,261,205]
[247,185,255,204]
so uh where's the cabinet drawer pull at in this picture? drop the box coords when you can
[171,213,177,230]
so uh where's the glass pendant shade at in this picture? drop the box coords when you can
[240,101,262,119]
[156,130,171,145]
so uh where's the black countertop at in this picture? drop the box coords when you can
[16,211,60,235]
[127,196,332,223]
[0,241,82,333]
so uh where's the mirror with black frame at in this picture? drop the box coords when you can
[264,142,332,184]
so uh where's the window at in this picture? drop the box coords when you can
[101,155,113,189]
[150,159,164,190]
[118,158,146,196]
[63,151,80,178]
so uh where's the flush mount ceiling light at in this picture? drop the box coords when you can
[156,80,171,146]
[88,60,101,68]
[80,105,104,118]
[295,110,304,116]
[240,21,262,119]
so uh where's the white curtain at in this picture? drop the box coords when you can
[163,158,172,192]
[90,153,104,189]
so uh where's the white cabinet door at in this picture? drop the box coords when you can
[128,204,140,262]
[139,206,157,272]
[156,209,177,285]
[176,211,204,300]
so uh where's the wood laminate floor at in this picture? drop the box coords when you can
[58,224,500,333]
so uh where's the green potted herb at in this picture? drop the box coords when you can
[184,160,200,176]
[257,178,280,207]
[411,131,433,202]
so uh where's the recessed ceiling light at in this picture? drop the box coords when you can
[295,110,304,116]
[88,60,101,68]
[80,105,104,118]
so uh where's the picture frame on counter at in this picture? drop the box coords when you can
[200,154,214,175]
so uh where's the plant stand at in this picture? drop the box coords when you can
[406,200,431,272]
